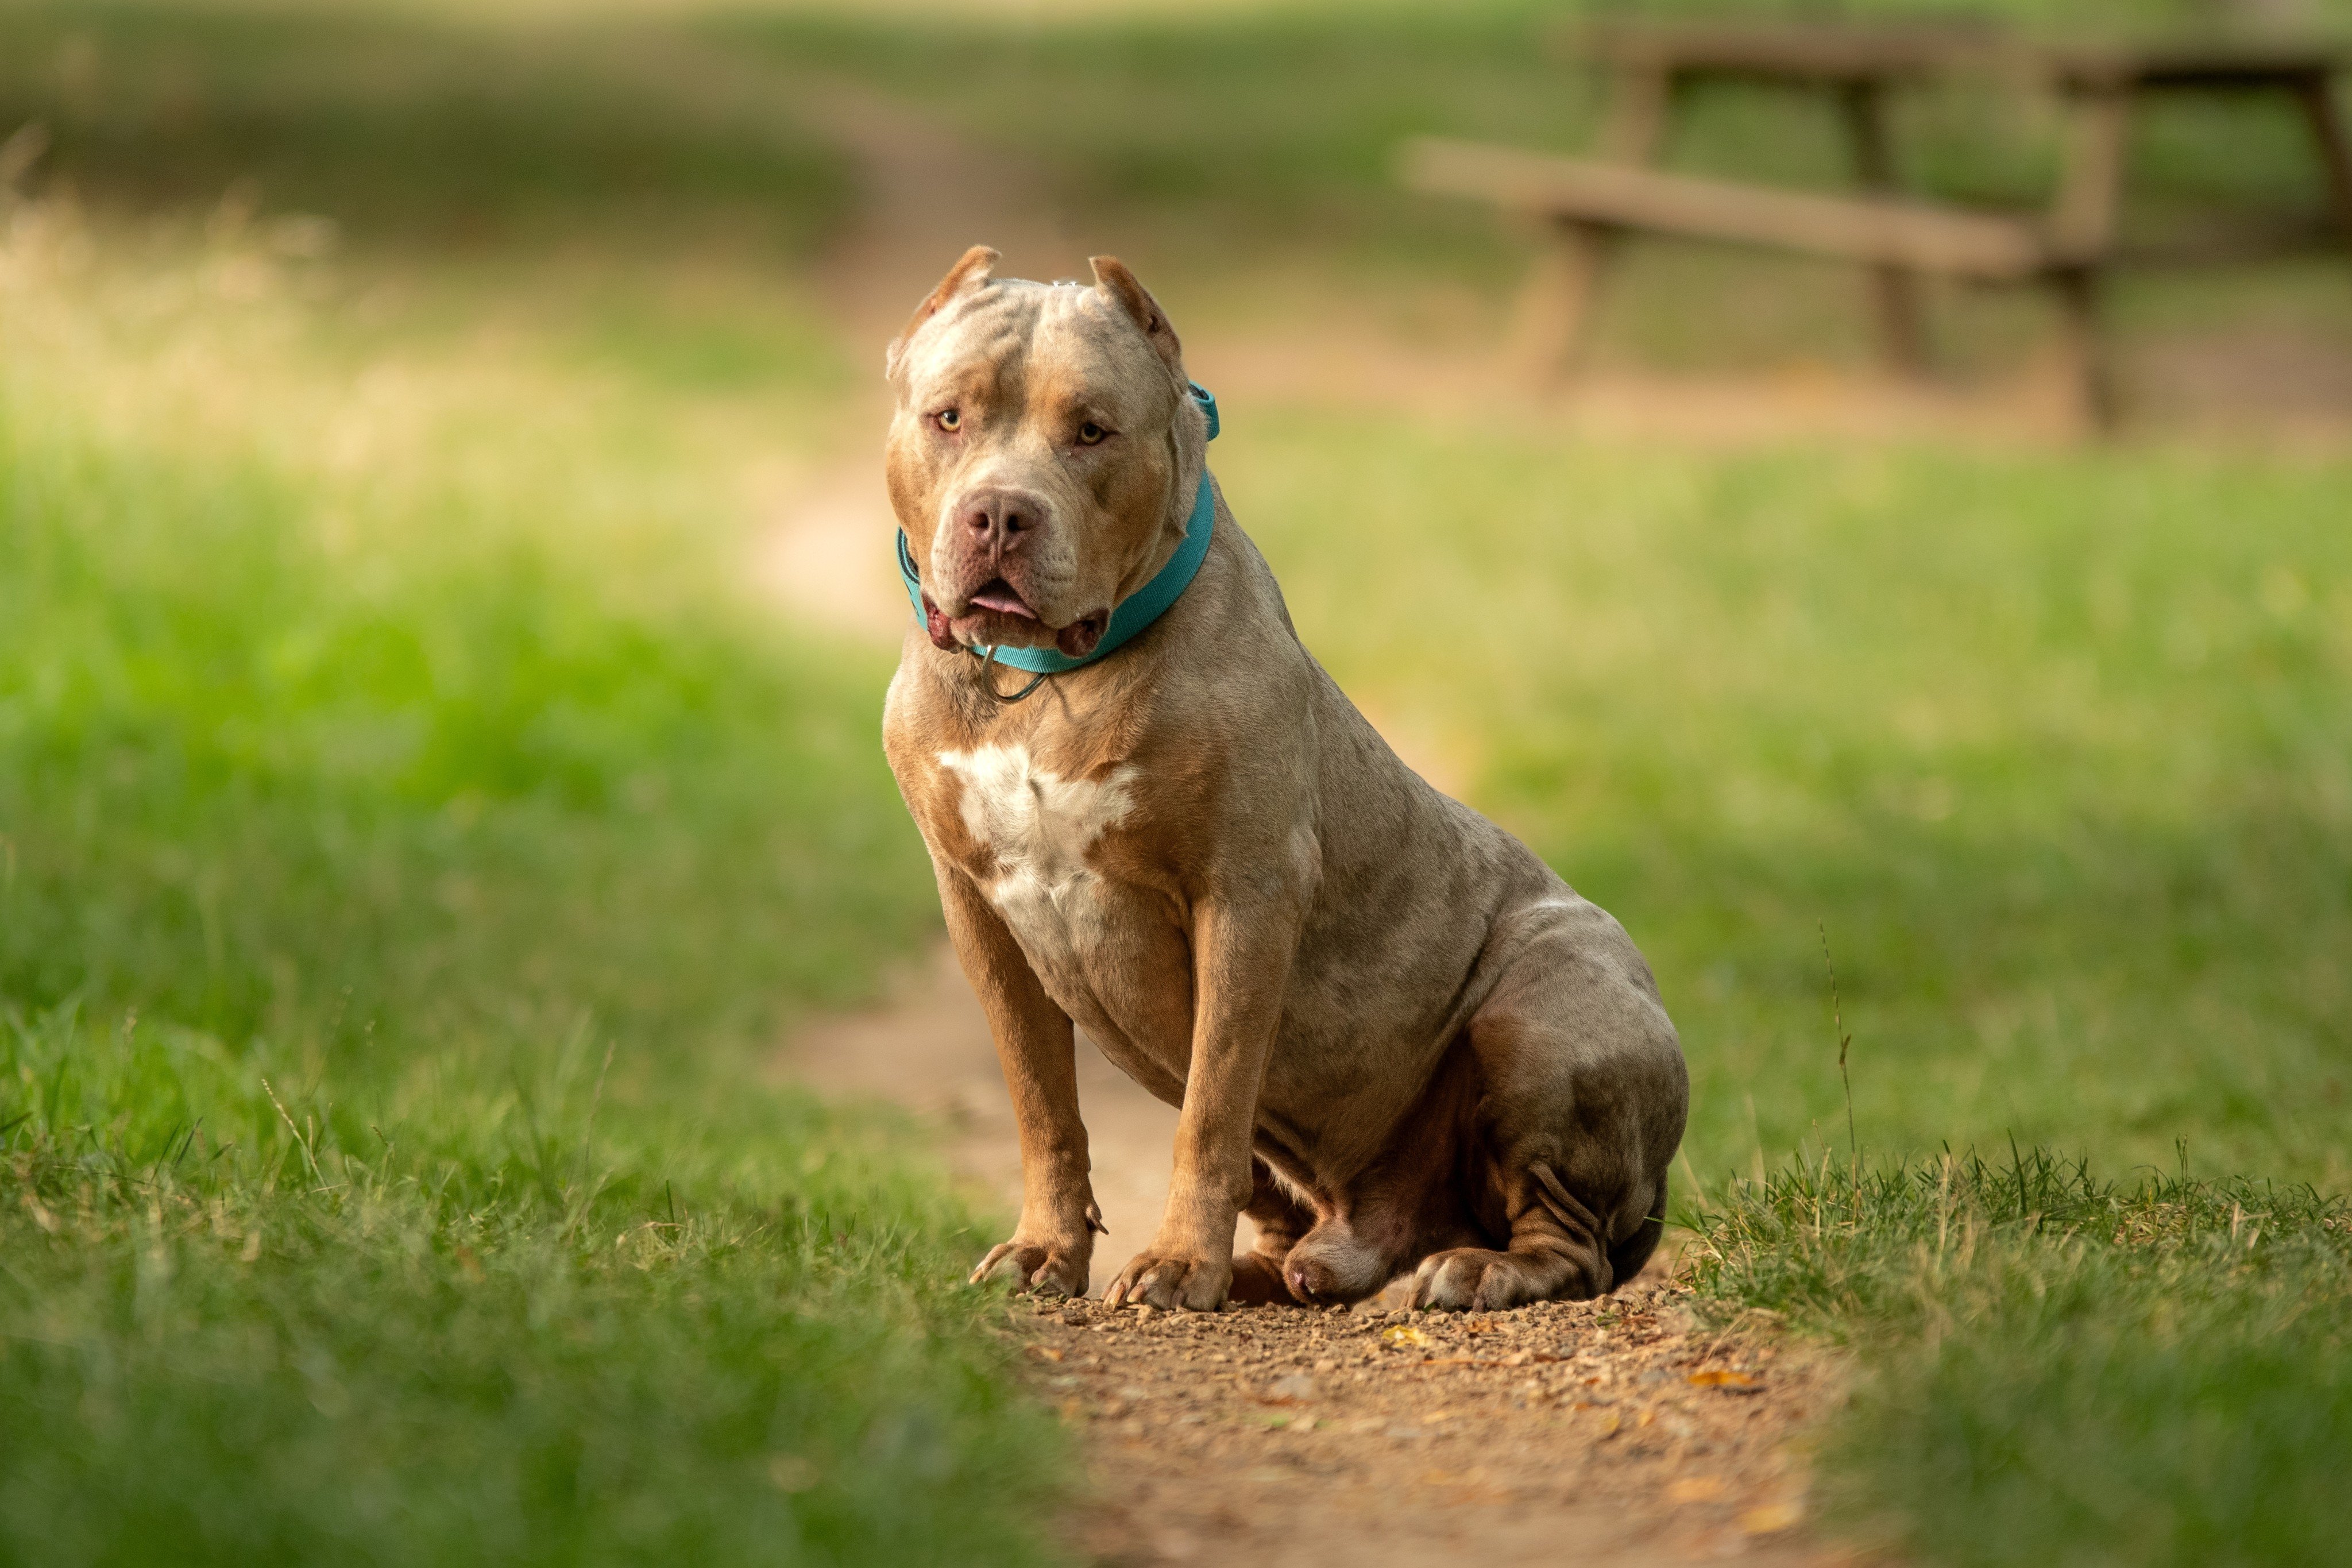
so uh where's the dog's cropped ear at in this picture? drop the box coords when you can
[1089,256,1183,374]
[886,245,998,378]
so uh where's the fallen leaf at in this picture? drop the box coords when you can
[1383,1324,1432,1349]
[1740,1501,1805,1535]
[1026,1346,1065,1363]
[1687,1369,1760,1388]
[1667,1476,1727,1503]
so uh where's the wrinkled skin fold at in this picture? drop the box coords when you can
[880,247,1689,1312]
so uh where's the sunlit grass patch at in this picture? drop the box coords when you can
[0,198,1056,1561]
[1,1001,1061,1567]
[1687,1151,2352,1567]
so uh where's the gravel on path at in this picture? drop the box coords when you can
[1008,1279,1851,1567]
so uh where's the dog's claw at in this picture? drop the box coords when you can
[970,1238,1090,1298]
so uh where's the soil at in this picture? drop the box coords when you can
[1018,1286,1843,1568]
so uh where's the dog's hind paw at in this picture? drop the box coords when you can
[1408,1248,1558,1312]
[968,1239,1090,1298]
[1226,1252,1293,1305]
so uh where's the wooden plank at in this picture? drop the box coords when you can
[2040,43,2342,92]
[1566,18,1999,84]
[1402,138,2052,279]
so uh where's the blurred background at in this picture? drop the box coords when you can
[16,0,2342,1170]
[0,0,2347,1558]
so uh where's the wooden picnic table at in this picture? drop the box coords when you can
[1405,21,2352,426]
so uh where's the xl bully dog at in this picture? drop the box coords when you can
[882,246,1687,1312]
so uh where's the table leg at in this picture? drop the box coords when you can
[1517,63,1673,385]
[1837,79,1928,375]
[2051,265,2115,434]
[2044,87,2131,430]
[2051,86,2131,262]
[2289,71,2352,248]
[1513,219,1617,383]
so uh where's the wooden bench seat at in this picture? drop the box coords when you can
[1401,134,2107,423]
[1401,137,2059,279]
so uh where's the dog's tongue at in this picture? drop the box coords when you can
[970,582,1034,617]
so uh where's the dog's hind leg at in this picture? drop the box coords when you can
[1228,1158,1317,1304]
[1408,898,1686,1312]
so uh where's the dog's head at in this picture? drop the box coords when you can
[885,246,1209,658]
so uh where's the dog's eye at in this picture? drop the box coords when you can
[1076,421,1107,446]
[934,408,961,432]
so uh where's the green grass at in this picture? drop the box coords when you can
[0,327,1060,1561]
[1689,1150,2352,1566]
[0,1,851,257]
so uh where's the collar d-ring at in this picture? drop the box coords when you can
[972,643,1051,703]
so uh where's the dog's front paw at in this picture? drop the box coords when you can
[968,1237,1091,1298]
[1103,1249,1231,1312]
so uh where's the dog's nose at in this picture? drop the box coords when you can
[956,488,1045,555]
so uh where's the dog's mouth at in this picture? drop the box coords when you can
[923,580,1110,662]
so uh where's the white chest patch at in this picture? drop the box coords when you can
[936,746,1138,960]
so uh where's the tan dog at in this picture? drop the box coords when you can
[882,247,1686,1311]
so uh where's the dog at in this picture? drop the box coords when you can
[880,246,1687,1311]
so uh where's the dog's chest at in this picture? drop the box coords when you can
[934,743,1141,973]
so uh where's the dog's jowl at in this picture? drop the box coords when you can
[880,246,1688,1312]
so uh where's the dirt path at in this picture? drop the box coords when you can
[779,948,1849,1567]
[1028,1288,1839,1567]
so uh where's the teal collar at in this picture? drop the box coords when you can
[898,383,1219,677]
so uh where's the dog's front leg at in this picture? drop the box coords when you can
[1105,897,1299,1312]
[941,872,1100,1298]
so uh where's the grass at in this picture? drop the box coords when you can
[0,1,851,257]
[1687,1150,2352,1566]
[0,210,1057,1563]
[1,1008,1059,1565]
[1,0,2349,1562]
